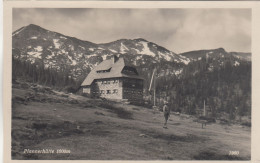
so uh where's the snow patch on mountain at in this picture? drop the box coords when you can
[86,54,98,58]
[136,55,142,60]
[139,41,155,57]
[158,51,171,61]
[133,48,142,54]
[72,60,77,66]
[109,49,117,53]
[46,52,55,59]
[60,36,67,39]
[68,55,77,66]
[77,53,83,58]
[27,58,36,64]
[79,46,85,50]
[120,43,129,54]
[69,45,74,51]
[179,54,188,59]
[176,54,190,64]
[234,61,240,66]
[27,51,42,59]
[53,39,61,49]
[34,46,43,52]
[43,59,57,68]
[179,57,190,65]
[175,69,183,75]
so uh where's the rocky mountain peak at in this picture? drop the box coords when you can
[133,38,148,42]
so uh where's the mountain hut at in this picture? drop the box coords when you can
[81,55,144,104]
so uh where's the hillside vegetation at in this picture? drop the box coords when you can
[13,54,251,124]
[154,57,251,122]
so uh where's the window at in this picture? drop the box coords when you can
[103,81,107,84]
[100,90,105,94]
[113,89,118,94]
[107,81,110,84]
[113,79,118,83]
[107,90,111,94]
[96,68,111,73]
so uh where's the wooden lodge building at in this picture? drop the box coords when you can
[81,55,144,104]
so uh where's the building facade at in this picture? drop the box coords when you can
[81,56,143,104]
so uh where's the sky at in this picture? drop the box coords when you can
[13,8,251,53]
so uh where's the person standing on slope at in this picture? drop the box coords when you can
[163,101,170,128]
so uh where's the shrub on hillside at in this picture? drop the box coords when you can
[63,86,78,93]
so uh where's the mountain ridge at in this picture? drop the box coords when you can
[12,24,189,80]
[12,24,251,81]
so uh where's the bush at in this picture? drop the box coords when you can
[63,86,78,93]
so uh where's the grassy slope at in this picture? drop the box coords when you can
[11,83,251,160]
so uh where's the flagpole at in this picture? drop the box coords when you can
[154,73,156,106]
[204,100,206,116]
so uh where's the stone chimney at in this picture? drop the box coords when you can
[112,54,119,63]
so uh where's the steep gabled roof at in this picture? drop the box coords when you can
[95,59,114,71]
[81,57,142,86]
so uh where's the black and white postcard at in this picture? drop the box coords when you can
[3,1,260,162]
